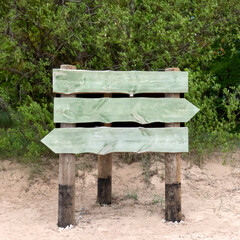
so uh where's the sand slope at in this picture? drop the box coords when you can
[0,152,240,240]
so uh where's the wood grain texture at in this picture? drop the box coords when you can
[59,154,76,185]
[54,98,199,124]
[165,152,181,185]
[98,154,112,179]
[97,92,112,205]
[58,64,76,228]
[53,70,188,94]
[164,68,182,222]
[41,127,188,154]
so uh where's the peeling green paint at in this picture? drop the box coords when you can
[41,127,188,154]
[53,70,188,94]
[54,98,199,124]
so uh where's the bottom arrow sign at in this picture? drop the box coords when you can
[41,127,188,154]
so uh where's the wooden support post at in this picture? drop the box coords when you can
[164,68,182,222]
[58,64,76,227]
[97,93,112,205]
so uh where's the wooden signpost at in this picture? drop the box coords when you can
[58,65,76,228]
[41,66,199,227]
[98,93,112,205]
[165,68,182,222]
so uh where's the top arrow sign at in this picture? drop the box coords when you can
[53,69,188,94]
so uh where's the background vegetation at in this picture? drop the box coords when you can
[0,0,239,161]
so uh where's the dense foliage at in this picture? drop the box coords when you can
[0,0,239,161]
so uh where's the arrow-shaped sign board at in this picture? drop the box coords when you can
[41,127,188,154]
[41,70,199,154]
[54,97,199,124]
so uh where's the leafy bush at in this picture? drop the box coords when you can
[0,0,239,161]
[0,99,54,161]
[186,69,240,162]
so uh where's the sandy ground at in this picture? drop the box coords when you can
[0,151,240,240]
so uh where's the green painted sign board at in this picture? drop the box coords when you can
[53,69,188,94]
[42,70,199,154]
[54,97,199,124]
[41,127,188,154]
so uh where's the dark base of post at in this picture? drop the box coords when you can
[97,176,112,205]
[164,67,182,223]
[58,184,75,227]
[97,154,112,205]
[58,64,77,228]
[165,183,182,222]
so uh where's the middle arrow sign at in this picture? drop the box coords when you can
[54,98,199,124]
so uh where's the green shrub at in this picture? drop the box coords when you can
[0,98,54,161]
[0,0,239,161]
[186,69,240,162]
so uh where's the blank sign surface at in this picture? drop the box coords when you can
[41,127,188,154]
[54,98,199,124]
[53,70,188,94]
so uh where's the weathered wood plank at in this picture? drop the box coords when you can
[165,68,182,222]
[53,70,188,94]
[98,154,112,205]
[58,153,75,227]
[54,98,199,124]
[41,127,188,154]
[97,93,112,205]
[58,64,76,228]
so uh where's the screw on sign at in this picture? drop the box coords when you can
[41,66,199,227]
